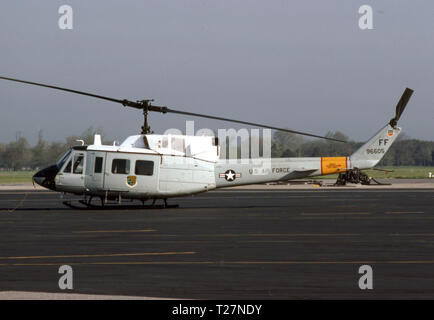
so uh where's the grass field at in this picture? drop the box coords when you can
[315,166,434,179]
[0,171,36,184]
[364,166,434,179]
[1,167,434,184]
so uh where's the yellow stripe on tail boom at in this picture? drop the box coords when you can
[321,157,347,175]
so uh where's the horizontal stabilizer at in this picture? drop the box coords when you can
[281,169,318,180]
[294,169,317,175]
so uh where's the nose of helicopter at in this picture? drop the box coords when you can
[33,165,59,191]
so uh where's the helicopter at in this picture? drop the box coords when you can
[0,76,413,208]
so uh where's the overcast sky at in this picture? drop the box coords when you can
[1,0,433,145]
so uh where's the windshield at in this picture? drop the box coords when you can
[56,149,72,169]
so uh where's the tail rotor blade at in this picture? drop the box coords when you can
[390,87,413,127]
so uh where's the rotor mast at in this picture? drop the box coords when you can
[142,104,151,134]
[120,99,169,134]
[127,99,155,134]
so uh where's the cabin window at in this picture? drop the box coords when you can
[73,155,84,174]
[171,137,185,153]
[63,160,72,173]
[112,159,130,174]
[94,157,103,173]
[135,160,154,176]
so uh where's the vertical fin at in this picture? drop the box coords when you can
[350,124,400,169]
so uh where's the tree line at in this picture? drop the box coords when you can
[271,130,434,166]
[1,128,433,171]
[0,128,103,171]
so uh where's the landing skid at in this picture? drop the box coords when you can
[62,198,179,210]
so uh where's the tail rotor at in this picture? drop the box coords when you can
[389,88,414,128]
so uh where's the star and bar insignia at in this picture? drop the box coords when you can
[219,169,241,182]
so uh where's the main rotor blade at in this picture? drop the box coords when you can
[165,108,345,142]
[0,75,345,142]
[0,76,141,108]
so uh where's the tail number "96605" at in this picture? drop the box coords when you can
[366,148,385,154]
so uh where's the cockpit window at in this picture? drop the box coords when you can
[63,160,72,173]
[73,155,84,174]
[56,150,72,169]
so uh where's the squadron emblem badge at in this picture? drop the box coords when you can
[126,175,137,187]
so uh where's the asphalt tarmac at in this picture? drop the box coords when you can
[1,188,434,299]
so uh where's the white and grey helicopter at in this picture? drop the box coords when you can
[0,76,413,208]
